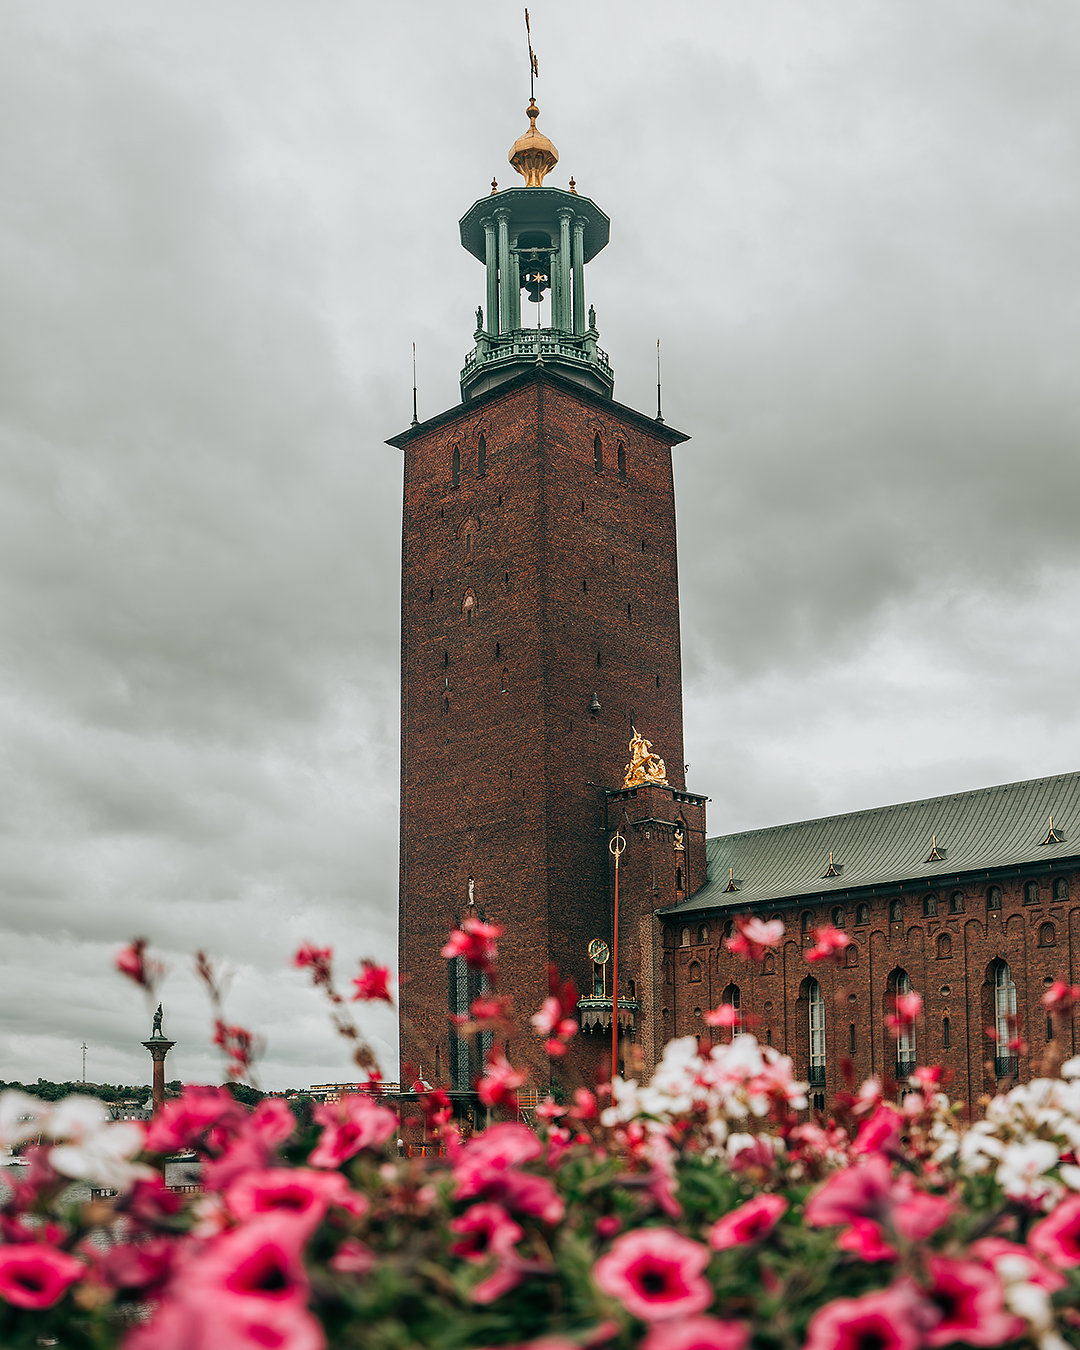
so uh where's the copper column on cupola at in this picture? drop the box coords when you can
[142,1003,175,1114]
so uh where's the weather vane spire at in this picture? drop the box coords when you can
[525,8,538,100]
[509,10,558,187]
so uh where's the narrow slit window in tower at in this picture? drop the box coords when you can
[477,434,486,476]
[594,433,602,472]
[452,445,460,487]
[617,442,626,481]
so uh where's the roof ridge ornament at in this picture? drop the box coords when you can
[724,867,738,893]
[925,833,945,863]
[1041,815,1065,845]
[822,851,841,878]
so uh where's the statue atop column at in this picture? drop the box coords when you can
[151,1003,164,1038]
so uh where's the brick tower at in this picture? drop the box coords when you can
[388,100,696,1099]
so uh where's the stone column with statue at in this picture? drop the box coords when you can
[142,1004,175,1114]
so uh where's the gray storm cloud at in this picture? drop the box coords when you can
[0,0,1077,1088]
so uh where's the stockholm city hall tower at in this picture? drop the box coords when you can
[388,99,708,1097]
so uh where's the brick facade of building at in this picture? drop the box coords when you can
[388,367,692,1094]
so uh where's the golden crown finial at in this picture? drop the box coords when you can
[509,98,558,187]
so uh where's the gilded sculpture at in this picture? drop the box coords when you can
[622,726,669,789]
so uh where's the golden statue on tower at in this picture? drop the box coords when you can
[622,727,669,789]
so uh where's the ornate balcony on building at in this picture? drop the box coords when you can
[461,327,613,400]
[578,996,638,1035]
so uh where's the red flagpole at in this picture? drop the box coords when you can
[609,831,625,1085]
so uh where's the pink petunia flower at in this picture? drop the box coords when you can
[309,1093,397,1169]
[703,1004,740,1029]
[725,917,785,963]
[226,1167,365,1238]
[922,1256,1023,1347]
[804,1155,894,1228]
[351,960,393,1004]
[1043,981,1080,1017]
[1029,1193,1080,1268]
[115,938,163,992]
[0,1243,85,1309]
[835,1220,898,1263]
[98,1237,175,1294]
[449,1201,524,1262]
[329,1238,376,1276]
[593,1227,712,1323]
[804,1283,933,1350]
[851,1105,903,1157]
[476,1047,528,1110]
[709,1194,787,1250]
[202,1097,299,1191]
[441,918,503,974]
[885,992,922,1038]
[969,1238,1067,1293]
[641,1316,750,1350]
[453,1121,542,1197]
[805,926,852,964]
[144,1084,248,1154]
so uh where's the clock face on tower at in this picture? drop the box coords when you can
[588,939,610,965]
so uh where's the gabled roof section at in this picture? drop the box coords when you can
[662,770,1080,916]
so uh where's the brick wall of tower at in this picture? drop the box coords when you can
[393,371,690,1092]
[664,867,1080,1117]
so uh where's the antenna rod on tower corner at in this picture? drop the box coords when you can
[656,338,664,423]
[411,343,418,427]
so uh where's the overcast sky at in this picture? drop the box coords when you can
[1,1,1079,1090]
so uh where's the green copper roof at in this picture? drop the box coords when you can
[661,770,1080,915]
[459,187,609,264]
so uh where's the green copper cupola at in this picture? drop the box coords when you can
[458,101,613,401]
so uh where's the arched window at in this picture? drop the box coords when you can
[675,866,683,892]
[462,590,476,625]
[808,979,826,1083]
[452,445,461,487]
[477,434,487,476]
[1039,922,1056,947]
[594,433,602,472]
[762,952,776,974]
[936,932,952,959]
[723,919,734,939]
[845,944,859,968]
[688,961,702,983]
[801,911,814,933]
[501,667,509,693]
[943,1016,951,1048]
[830,906,845,928]
[617,442,626,482]
[680,927,691,947]
[1024,880,1039,905]
[698,924,709,943]
[662,925,674,948]
[994,961,1017,1075]
[889,969,916,1069]
[987,886,1002,911]
[889,899,903,922]
[1053,877,1069,900]
[923,894,938,917]
[443,696,449,715]
[949,891,965,914]
[721,983,741,1010]
[856,903,870,925]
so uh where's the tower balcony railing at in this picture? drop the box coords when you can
[461,329,613,384]
[578,996,638,1033]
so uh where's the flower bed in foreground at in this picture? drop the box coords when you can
[1,923,1080,1350]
